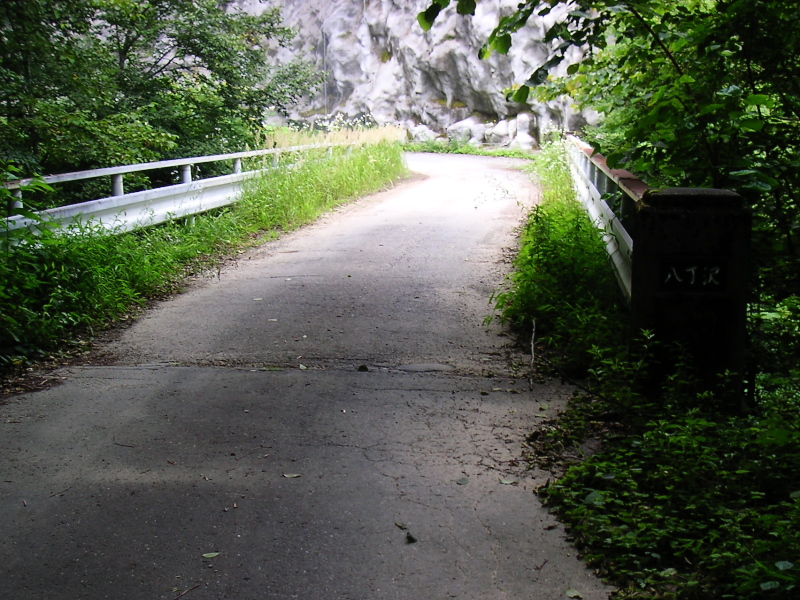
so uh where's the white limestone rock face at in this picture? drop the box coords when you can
[509,112,537,150]
[408,124,440,143]
[446,116,483,144]
[238,0,595,142]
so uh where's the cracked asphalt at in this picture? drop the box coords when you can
[0,154,611,600]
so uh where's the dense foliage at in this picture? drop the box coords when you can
[499,141,800,599]
[0,0,320,190]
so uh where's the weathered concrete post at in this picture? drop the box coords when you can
[631,188,751,393]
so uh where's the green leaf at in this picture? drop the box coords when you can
[491,33,513,55]
[565,589,584,599]
[202,552,220,559]
[456,0,476,15]
[417,4,443,32]
[776,561,794,571]
[761,581,780,591]
[606,151,625,169]
[567,63,581,75]
[699,103,725,115]
[526,66,550,87]
[746,94,775,108]
[738,118,764,132]
[500,478,518,485]
[584,490,604,505]
[456,476,469,485]
[744,180,773,192]
[511,85,530,103]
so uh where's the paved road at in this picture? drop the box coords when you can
[0,154,611,600]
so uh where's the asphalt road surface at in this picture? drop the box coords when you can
[0,153,611,600]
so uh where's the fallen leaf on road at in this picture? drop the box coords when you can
[566,589,583,599]
[202,552,220,559]
[298,364,308,370]
[456,477,469,486]
[406,532,417,544]
[499,478,517,485]
[283,473,301,478]
[395,522,408,530]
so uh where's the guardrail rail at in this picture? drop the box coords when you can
[4,143,349,236]
[565,134,651,303]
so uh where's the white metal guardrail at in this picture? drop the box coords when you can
[565,135,651,303]
[4,143,347,235]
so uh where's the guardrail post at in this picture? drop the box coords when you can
[327,146,334,159]
[180,165,192,184]
[6,189,23,216]
[112,174,124,196]
[272,153,279,168]
[233,158,242,174]
[631,188,751,399]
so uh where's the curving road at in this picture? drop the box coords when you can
[0,154,611,600]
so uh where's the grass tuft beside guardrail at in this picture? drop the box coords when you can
[492,139,625,375]
[0,142,407,368]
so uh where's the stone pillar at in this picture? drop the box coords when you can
[631,188,751,399]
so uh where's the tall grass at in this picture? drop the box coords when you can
[260,124,406,149]
[492,139,625,374]
[0,142,407,366]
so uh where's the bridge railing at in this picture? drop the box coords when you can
[3,143,349,235]
[565,134,651,303]
[564,134,751,393]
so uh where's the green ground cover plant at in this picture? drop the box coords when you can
[0,142,407,367]
[497,140,800,600]
[403,138,534,160]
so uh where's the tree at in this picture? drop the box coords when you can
[0,0,321,178]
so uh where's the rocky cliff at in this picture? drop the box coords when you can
[239,0,594,147]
